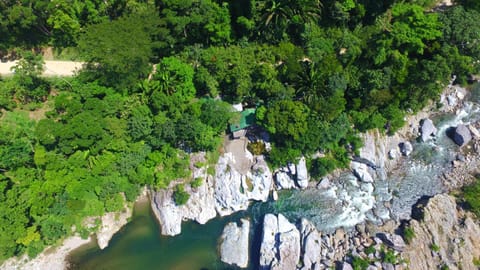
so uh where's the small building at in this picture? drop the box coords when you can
[229,108,256,139]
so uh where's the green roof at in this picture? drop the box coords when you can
[229,108,256,132]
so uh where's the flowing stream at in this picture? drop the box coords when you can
[69,93,480,269]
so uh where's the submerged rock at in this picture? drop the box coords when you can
[259,214,301,270]
[452,124,472,146]
[220,219,250,268]
[420,118,437,142]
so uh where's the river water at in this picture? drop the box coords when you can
[69,90,480,270]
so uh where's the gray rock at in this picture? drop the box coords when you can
[351,162,374,183]
[399,142,413,156]
[215,153,272,216]
[468,124,480,139]
[366,266,378,270]
[317,178,331,189]
[382,263,395,270]
[296,156,309,189]
[388,149,399,160]
[259,214,300,270]
[275,170,296,190]
[299,219,322,270]
[378,233,406,251]
[341,262,354,270]
[453,124,472,146]
[420,118,437,142]
[220,219,250,268]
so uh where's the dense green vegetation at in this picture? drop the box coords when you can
[460,178,480,217]
[1,0,480,262]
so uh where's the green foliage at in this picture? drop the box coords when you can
[173,184,190,205]
[430,243,440,252]
[382,248,397,264]
[461,178,480,217]
[78,12,160,90]
[352,256,370,270]
[403,226,415,244]
[191,177,203,189]
[247,141,266,155]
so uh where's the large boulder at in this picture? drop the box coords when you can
[351,162,374,183]
[298,219,322,270]
[452,124,472,146]
[259,214,301,270]
[420,118,437,142]
[377,233,406,251]
[275,170,296,190]
[220,219,250,268]
[296,156,309,189]
[399,141,413,156]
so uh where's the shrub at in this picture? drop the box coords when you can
[191,177,203,188]
[382,249,397,264]
[352,256,370,270]
[247,141,266,155]
[403,226,415,244]
[173,184,190,205]
[461,179,480,217]
[430,243,440,252]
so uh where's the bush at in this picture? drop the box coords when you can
[191,177,203,188]
[247,141,266,155]
[173,184,190,205]
[403,226,415,244]
[431,243,440,252]
[461,179,480,216]
[382,249,397,264]
[352,256,370,270]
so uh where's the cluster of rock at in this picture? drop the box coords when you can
[221,193,480,270]
[220,213,409,270]
[150,151,273,236]
[274,156,310,190]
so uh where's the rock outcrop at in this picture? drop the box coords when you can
[296,157,309,189]
[150,154,217,236]
[96,204,132,249]
[403,194,480,270]
[419,118,437,142]
[215,153,272,216]
[259,214,301,270]
[452,124,472,146]
[219,219,250,268]
[298,219,322,270]
[151,152,272,236]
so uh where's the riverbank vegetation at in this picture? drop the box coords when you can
[1,0,480,262]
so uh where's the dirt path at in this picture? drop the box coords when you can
[0,60,83,77]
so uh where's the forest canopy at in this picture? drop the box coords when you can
[0,0,479,261]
